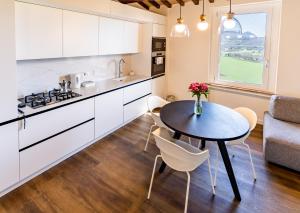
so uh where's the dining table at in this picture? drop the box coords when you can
[159,100,250,201]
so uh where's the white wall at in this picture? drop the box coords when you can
[166,0,300,124]
[17,55,131,97]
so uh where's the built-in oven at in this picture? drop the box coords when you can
[151,37,166,77]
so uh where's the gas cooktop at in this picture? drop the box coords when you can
[18,89,81,109]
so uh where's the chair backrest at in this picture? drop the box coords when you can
[148,96,169,128]
[152,128,209,172]
[234,107,257,131]
[147,96,169,112]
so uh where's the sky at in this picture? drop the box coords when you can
[235,13,267,37]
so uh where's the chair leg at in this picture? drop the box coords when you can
[188,137,192,145]
[144,125,155,151]
[184,172,191,213]
[243,143,257,180]
[147,155,161,199]
[213,149,220,187]
[207,158,216,195]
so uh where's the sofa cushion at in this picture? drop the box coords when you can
[263,112,300,172]
[269,95,300,124]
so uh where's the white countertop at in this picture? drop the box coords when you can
[18,75,152,117]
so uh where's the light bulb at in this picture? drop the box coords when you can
[175,23,185,33]
[223,18,236,29]
[197,20,208,31]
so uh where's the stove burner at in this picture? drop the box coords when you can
[18,89,81,109]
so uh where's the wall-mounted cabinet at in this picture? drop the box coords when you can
[124,21,140,54]
[15,2,63,60]
[99,17,124,55]
[153,24,166,38]
[99,17,140,55]
[63,10,99,57]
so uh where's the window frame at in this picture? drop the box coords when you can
[209,1,281,93]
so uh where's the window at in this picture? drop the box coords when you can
[210,1,281,92]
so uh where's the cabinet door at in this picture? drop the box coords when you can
[15,2,63,60]
[0,122,19,192]
[123,80,152,104]
[124,96,149,123]
[19,99,95,150]
[0,0,17,123]
[99,17,124,55]
[63,10,98,57]
[20,120,94,180]
[95,89,124,138]
[123,21,140,54]
[153,24,166,38]
[152,76,166,98]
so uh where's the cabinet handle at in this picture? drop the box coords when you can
[18,109,26,129]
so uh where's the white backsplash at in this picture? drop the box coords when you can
[17,55,131,97]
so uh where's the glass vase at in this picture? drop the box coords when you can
[194,97,203,115]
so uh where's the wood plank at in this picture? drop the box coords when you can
[149,0,160,9]
[192,0,200,5]
[161,0,172,8]
[0,115,299,212]
[176,0,185,6]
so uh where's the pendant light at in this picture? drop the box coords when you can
[197,0,208,31]
[170,5,190,38]
[223,0,236,29]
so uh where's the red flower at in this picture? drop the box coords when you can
[188,82,209,99]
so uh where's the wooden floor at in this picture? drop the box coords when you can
[0,115,300,213]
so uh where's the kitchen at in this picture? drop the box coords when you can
[1,0,300,212]
[0,0,166,197]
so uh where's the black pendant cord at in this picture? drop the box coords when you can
[229,0,232,13]
[202,0,205,15]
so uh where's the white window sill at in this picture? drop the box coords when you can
[208,83,275,98]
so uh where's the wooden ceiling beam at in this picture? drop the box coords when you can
[148,0,160,9]
[118,0,150,10]
[161,0,172,8]
[138,1,150,10]
[192,0,200,5]
[176,0,185,6]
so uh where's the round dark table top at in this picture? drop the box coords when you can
[160,100,250,141]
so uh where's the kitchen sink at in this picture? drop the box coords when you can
[113,76,132,82]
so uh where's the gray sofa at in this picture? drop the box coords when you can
[264,95,300,172]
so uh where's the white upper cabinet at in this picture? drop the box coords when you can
[99,17,124,55]
[124,21,140,54]
[15,2,63,60]
[99,17,140,55]
[153,24,166,38]
[63,10,99,57]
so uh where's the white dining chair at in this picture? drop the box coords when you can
[147,128,215,213]
[214,107,257,187]
[145,96,196,151]
[144,96,170,151]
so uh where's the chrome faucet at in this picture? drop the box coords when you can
[118,58,126,78]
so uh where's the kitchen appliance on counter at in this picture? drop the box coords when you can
[18,89,81,109]
[152,37,166,77]
[70,73,82,89]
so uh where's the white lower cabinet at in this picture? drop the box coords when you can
[123,80,152,104]
[124,96,149,123]
[152,75,166,98]
[0,122,19,192]
[95,89,124,139]
[19,99,94,149]
[20,120,94,180]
